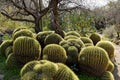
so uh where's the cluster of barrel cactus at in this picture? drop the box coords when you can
[0,28,116,80]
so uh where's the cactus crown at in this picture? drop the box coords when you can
[96,41,115,59]
[64,35,79,40]
[65,31,80,37]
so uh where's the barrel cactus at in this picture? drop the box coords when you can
[65,31,80,37]
[13,29,34,40]
[80,37,93,46]
[5,53,18,68]
[78,46,109,76]
[12,27,27,35]
[36,31,54,48]
[44,33,63,45]
[107,61,114,72]
[100,71,115,80]
[43,44,67,63]
[13,36,41,64]
[53,63,79,80]
[5,46,12,57]
[0,40,13,56]
[89,33,101,45]
[96,41,115,59]
[64,35,79,40]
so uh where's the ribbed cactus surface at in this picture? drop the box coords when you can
[107,61,114,72]
[43,44,67,63]
[64,35,79,40]
[5,46,12,57]
[78,46,109,76]
[13,36,41,64]
[65,31,80,37]
[96,41,115,59]
[80,37,93,46]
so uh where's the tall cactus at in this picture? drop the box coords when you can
[89,33,101,45]
[0,40,13,56]
[13,36,41,64]
[78,46,109,76]
[43,44,67,63]
[96,41,115,59]
[65,31,80,37]
[100,71,115,80]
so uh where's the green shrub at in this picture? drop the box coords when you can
[100,71,115,80]
[43,44,67,63]
[12,29,34,40]
[53,63,79,80]
[65,31,80,37]
[0,40,13,56]
[5,46,13,57]
[44,33,63,45]
[13,36,41,64]
[78,46,109,76]
[89,33,101,45]
[96,41,115,59]
[107,61,114,72]
[36,31,54,48]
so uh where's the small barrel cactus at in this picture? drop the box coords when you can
[5,53,18,68]
[44,33,63,45]
[13,36,41,64]
[107,61,114,72]
[43,44,67,63]
[64,35,79,40]
[89,33,101,45]
[0,40,13,56]
[96,41,115,59]
[100,71,115,80]
[65,31,80,37]
[5,46,12,57]
[36,31,54,48]
[59,40,68,46]
[13,29,34,40]
[78,46,109,76]
[53,63,79,80]
[80,37,93,46]
[12,27,27,35]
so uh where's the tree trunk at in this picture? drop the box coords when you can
[35,18,42,33]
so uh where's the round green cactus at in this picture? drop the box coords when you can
[12,27,27,35]
[96,41,115,59]
[107,61,114,72]
[64,35,79,40]
[100,71,115,80]
[43,44,67,63]
[0,40,13,56]
[89,33,101,45]
[5,46,12,57]
[59,40,68,46]
[13,36,41,64]
[13,29,34,40]
[36,31,54,48]
[80,37,93,46]
[65,31,80,37]
[78,46,109,76]
[5,53,18,68]
[53,63,79,80]
[44,33,63,45]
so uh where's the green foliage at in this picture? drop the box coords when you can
[13,36,41,64]
[36,31,54,48]
[96,41,115,59]
[0,40,13,56]
[100,71,115,80]
[54,63,79,80]
[78,74,99,80]
[43,44,67,63]
[12,29,34,40]
[107,61,114,72]
[5,46,12,57]
[44,33,63,45]
[78,46,109,76]
[89,33,101,45]
[65,31,80,37]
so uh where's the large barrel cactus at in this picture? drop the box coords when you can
[53,63,79,80]
[13,36,41,64]
[13,29,34,40]
[43,44,67,63]
[96,41,115,59]
[44,33,63,45]
[0,40,13,56]
[78,46,109,76]
[65,31,80,37]
[107,61,114,72]
[100,71,115,80]
[36,31,54,48]
[89,33,101,45]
